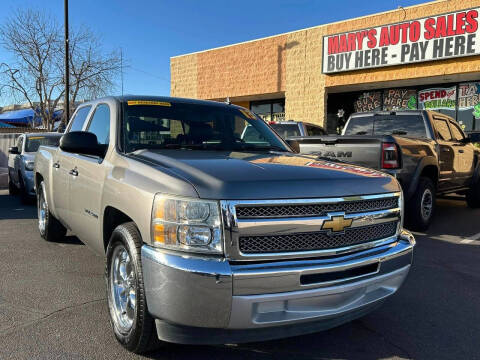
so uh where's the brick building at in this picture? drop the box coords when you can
[171,0,480,133]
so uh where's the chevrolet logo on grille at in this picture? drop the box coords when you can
[321,214,353,234]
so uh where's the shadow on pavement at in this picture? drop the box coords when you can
[0,190,37,220]
[56,235,84,246]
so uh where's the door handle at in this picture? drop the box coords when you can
[69,168,78,176]
[459,149,464,153]
[53,162,60,169]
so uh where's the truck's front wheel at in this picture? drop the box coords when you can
[106,222,160,354]
[37,181,67,241]
[406,177,436,231]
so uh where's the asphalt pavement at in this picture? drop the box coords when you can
[0,190,479,360]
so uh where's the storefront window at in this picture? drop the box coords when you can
[327,81,479,134]
[458,82,480,131]
[383,89,417,111]
[418,86,456,119]
[353,92,382,113]
[251,99,285,122]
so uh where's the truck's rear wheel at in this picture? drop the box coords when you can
[37,181,67,241]
[8,175,18,195]
[466,181,480,208]
[106,222,160,354]
[406,177,436,231]
[19,174,29,204]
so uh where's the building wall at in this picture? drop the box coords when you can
[171,0,480,127]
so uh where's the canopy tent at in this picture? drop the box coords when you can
[0,108,63,126]
[0,121,15,128]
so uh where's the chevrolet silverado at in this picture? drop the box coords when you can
[34,96,414,354]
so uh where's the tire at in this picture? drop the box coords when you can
[466,181,480,208]
[406,177,436,231]
[106,222,160,354]
[8,175,18,195]
[19,174,30,204]
[37,181,67,242]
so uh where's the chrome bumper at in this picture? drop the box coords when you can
[141,230,414,344]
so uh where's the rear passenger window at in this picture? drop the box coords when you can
[449,122,465,142]
[69,106,92,132]
[306,125,325,136]
[433,118,452,141]
[344,117,373,135]
[87,104,110,145]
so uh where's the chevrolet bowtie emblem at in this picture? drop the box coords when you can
[321,214,353,234]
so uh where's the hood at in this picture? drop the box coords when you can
[132,150,400,200]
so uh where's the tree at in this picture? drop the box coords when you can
[0,9,121,131]
[68,27,122,117]
[0,9,63,131]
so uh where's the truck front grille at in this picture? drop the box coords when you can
[235,197,398,219]
[238,221,398,254]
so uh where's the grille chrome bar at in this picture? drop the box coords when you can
[239,221,398,254]
[220,192,402,261]
[236,197,398,219]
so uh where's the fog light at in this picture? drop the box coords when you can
[178,225,212,246]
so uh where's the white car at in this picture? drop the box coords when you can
[8,133,62,202]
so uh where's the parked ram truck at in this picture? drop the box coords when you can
[292,110,480,230]
[34,96,415,354]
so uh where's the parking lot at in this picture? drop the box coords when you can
[0,190,479,360]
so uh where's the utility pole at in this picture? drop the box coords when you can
[120,48,124,95]
[64,0,70,126]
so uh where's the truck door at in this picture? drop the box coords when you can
[432,117,455,191]
[68,103,110,253]
[449,120,475,187]
[52,105,92,224]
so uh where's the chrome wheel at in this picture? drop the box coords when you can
[421,188,433,221]
[110,244,136,333]
[37,185,47,235]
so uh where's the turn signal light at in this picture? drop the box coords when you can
[381,142,400,169]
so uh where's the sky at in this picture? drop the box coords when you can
[0,0,428,106]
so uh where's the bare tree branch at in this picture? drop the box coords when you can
[0,9,120,130]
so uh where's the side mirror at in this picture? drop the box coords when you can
[60,131,104,157]
[285,139,300,153]
[8,146,19,154]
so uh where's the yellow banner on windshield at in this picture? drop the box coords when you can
[127,100,171,107]
[28,136,46,140]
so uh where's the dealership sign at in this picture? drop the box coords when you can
[322,8,480,73]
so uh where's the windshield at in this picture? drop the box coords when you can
[25,135,61,152]
[270,124,301,138]
[344,115,427,138]
[121,101,289,153]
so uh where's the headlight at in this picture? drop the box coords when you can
[151,194,223,254]
[25,161,34,171]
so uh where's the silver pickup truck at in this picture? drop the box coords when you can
[34,96,414,354]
